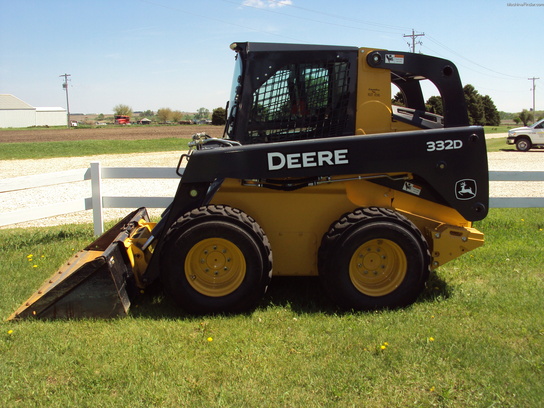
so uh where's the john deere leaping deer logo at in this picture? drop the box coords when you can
[455,179,477,200]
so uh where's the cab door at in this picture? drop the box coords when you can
[533,119,544,143]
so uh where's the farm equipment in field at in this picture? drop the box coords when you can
[114,115,130,125]
[9,42,488,319]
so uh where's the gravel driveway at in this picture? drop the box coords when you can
[1,148,543,229]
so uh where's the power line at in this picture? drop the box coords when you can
[240,0,532,84]
[138,0,300,41]
[528,77,539,117]
[227,0,411,36]
[426,35,526,80]
[59,73,71,128]
[141,0,530,87]
[404,29,424,53]
[260,0,412,32]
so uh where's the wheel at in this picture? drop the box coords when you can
[318,207,430,310]
[161,205,272,314]
[516,137,532,152]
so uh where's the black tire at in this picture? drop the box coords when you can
[516,137,532,152]
[161,205,272,314]
[318,207,430,310]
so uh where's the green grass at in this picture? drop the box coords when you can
[483,125,514,134]
[0,135,509,160]
[485,136,508,152]
[1,209,543,407]
[0,138,191,160]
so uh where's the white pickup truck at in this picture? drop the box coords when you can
[507,118,544,151]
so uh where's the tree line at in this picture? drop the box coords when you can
[507,109,543,126]
[113,84,538,128]
[393,84,502,126]
[112,104,227,125]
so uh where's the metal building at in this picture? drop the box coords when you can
[0,94,67,128]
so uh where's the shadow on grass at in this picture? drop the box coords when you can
[127,282,186,319]
[5,272,452,321]
[417,270,452,303]
[128,271,452,319]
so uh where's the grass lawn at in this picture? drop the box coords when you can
[1,209,543,407]
[485,136,508,152]
[483,125,515,134]
[0,138,192,160]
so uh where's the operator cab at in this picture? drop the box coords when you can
[225,42,468,145]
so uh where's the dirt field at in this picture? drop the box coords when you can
[0,125,224,143]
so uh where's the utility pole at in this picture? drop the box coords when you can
[60,73,71,128]
[528,77,539,123]
[404,29,425,53]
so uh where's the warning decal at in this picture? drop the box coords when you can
[385,54,404,64]
[403,181,422,196]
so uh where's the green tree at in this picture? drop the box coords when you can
[113,104,132,117]
[499,111,515,121]
[171,110,183,123]
[194,107,210,121]
[139,110,154,118]
[212,107,226,126]
[392,92,405,106]
[481,95,500,126]
[157,108,172,123]
[518,109,533,126]
[426,96,443,115]
[391,91,405,106]
[463,85,484,125]
[425,86,499,125]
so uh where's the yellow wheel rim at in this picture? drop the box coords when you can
[185,238,246,297]
[349,238,407,297]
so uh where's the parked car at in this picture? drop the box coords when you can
[507,118,544,151]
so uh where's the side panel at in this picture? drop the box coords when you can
[210,177,481,276]
[211,179,357,276]
[356,48,395,135]
[181,127,488,222]
[535,127,544,144]
[148,127,488,280]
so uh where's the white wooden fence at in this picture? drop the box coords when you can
[0,162,180,236]
[1,161,543,236]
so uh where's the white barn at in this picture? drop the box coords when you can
[0,94,67,128]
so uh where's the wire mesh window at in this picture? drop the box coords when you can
[247,61,352,143]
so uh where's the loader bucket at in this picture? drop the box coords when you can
[8,208,150,320]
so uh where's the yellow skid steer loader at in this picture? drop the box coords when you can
[9,42,488,319]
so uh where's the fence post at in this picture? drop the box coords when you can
[90,162,104,236]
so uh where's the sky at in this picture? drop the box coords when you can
[1,0,542,115]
